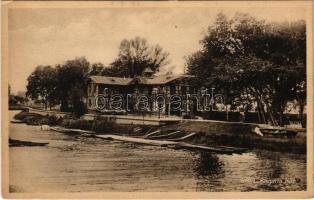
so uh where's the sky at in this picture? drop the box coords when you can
[8,2,308,93]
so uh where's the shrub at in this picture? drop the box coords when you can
[72,101,87,118]
[182,114,197,119]
[14,111,61,126]
[61,119,93,130]
[60,118,121,133]
[47,115,59,125]
[92,120,116,133]
[14,111,43,121]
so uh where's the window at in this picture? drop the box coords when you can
[175,85,180,94]
[152,87,158,94]
[181,86,187,94]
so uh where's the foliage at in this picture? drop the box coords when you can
[9,95,29,106]
[186,13,306,126]
[72,101,87,118]
[14,110,60,125]
[56,57,90,113]
[60,118,118,133]
[26,65,58,110]
[14,110,42,121]
[107,37,170,77]
[89,63,107,76]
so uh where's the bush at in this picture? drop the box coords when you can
[14,111,43,121]
[14,111,61,126]
[60,118,122,133]
[182,114,197,119]
[72,101,87,118]
[61,119,92,130]
[47,115,59,125]
[93,119,122,133]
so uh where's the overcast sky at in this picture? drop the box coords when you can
[8,2,308,93]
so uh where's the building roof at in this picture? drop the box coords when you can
[143,74,194,85]
[89,74,194,86]
[89,76,133,85]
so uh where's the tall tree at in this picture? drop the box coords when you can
[26,65,58,110]
[56,57,90,114]
[89,63,106,76]
[109,37,170,77]
[186,13,306,126]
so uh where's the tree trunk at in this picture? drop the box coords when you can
[278,109,284,127]
[249,87,267,124]
[256,105,261,123]
[60,99,68,112]
[296,93,306,128]
[225,91,229,121]
[265,101,278,126]
[299,99,305,128]
[44,98,48,111]
[257,98,267,124]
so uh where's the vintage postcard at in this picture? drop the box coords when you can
[1,1,313,198]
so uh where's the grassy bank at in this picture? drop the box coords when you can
[162,121,306,154]
[14,110,61,126]
[13,110,152,135]
[59,117,151,134]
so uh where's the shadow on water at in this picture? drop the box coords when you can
[193,152,225,191]
[253,150,305,191]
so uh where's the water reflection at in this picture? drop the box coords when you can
[194,152,224,176]
[253,150,306,191]
[193,152,225,191]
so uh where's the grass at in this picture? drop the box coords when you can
[60,118,151,134]
[14,110,60,126]
[14,110,152,134]
[162,121,306,154]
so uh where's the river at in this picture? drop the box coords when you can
[9,110,306,192]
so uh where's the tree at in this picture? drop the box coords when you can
[26,65,58,110]
[109,37,170,77]
[89,63,106,76]
[56,57,90,114]
[186,13,306,126]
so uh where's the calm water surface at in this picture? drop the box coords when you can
[9,111,306,192]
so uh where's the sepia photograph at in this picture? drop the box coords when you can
[1,1,313,198]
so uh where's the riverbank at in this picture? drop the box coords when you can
[13,110,306,154]
[162,120,306,154]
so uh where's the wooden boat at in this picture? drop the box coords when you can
[9,138,49,147]
[143,129,161,138]
[148,131,181,139]
[259,128,298,138]
[10,119,24,124]
[168,132,197,141]
[50,127,95,134]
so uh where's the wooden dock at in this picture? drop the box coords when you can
[94,134,247,154]
[95,134,178,146]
